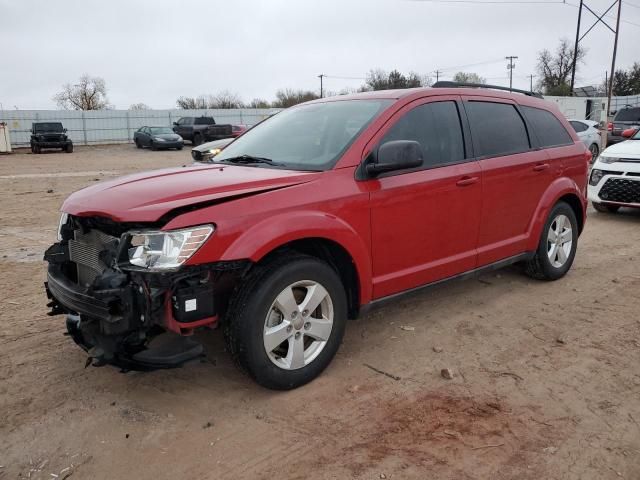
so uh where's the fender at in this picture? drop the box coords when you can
[218,210,373,305]
[525,176,586,252]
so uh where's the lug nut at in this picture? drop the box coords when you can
[295,332,301,340]
[291,311,298,318]
[304,322,311,330]
[302,309,309,317]
[286,325,293,333]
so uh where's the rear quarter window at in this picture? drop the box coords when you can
[464,101,530,158]
[521,106,573,148]
[569,121,588,133]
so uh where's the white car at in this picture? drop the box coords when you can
[588,128,640,213]
[569,119,602,162]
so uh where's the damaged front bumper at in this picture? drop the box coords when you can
[44,231,248,370]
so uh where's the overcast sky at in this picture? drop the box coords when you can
[1,0,639,110]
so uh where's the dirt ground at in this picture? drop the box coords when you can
[1,144,639,480]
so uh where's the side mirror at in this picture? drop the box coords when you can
[173,122,178,126]
[63,128,67,133]
[366,140,424,176]
[622,128,637,138]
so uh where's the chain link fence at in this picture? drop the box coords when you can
[0,108,279,147]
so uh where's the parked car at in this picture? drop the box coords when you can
[44,84,588,390]
[172,117,234,145]
[231,124,249,137]
[607,106,640,145]
[569,119,601,161]
[30,122,73,154]
[191,138,233,162]
[588,127,640,213]
[134,126,183,150]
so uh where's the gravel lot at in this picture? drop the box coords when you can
[1,144,639,480]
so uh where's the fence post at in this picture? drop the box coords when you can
[168,111,172,126]
[81,111,87,146]
[126,110,131,143]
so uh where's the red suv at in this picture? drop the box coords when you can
[44,84,589,389]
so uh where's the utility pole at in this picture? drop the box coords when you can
[604,0,622,149]
[506,56,518,91]
[529,74,534,92]
[570,0,584,94]
[434,70,442,82]
[318,74,325,98]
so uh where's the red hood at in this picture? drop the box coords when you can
[62,164,318,222]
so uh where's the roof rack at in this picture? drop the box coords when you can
[432,81,544,99]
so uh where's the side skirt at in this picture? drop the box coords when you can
[359,252,535,317]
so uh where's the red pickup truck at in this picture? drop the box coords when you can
[44,84,589,389]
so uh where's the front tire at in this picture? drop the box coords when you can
[224,254,348,390]
[525,201,578,281]
[592,201,620,213]
[65,143,73,153]
[150,141,157,151]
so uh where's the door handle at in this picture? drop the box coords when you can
[456,176,479,187]
[533,163,550,171]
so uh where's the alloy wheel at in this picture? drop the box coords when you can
[547,214,573,268]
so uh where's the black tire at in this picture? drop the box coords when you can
[592,201,620,213]
[193,133,203,146]
[31,145,37,154]
[65,143,73,153]
[177,145,183,150]
[150,141,157,151]
[224,254,348,390]
[589,143,599,162]
[525,201,578,281]
[34,145,41,154]
[135,139,142,149]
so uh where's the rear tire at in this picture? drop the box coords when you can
[135,139,142,149]
[224,254,348,390]
[525,201,578,281]
[65,143,73,153]
[592,202,620,213]
[34,145,41,154]
[150,142,157,151]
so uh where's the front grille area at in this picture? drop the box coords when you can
[68,229,118,286]
[599,178,640,204]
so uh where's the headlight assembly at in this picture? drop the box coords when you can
[598,155,620,164]
[154,137,167,142]
[57,212,69,241]
[127,225,214,270]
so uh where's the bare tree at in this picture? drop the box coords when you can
[536,39,586,96]
[248,98,271,108]
[53,74,109,110]
[129,103,150,110]
[208,91,244,109]
[362,69,424,91]
[273,89,319,108]
[453,72,486,84]
[176,96,207,109]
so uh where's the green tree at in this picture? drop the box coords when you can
[453,72,486,84]
[272,89,319,108]
[536,38,586,96]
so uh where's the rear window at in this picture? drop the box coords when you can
[522,106,573,148]
[465,101,530,158]
[614,108,640,122]
[194,117,215,125]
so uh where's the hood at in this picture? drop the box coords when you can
[601,140,640,157]
[62,164,318,223]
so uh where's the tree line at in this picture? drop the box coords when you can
[53,44,639,111]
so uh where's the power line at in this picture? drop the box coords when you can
[564,1,640,27]
[434,58,505,72]
[411,0,563,4]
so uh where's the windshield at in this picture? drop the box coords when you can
[34,123,63,133]
[149,127,174,135]
[632,129,640,140]
[214,99,392,171]
[615,108,640,122]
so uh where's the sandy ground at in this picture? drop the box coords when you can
[0,144,639,480]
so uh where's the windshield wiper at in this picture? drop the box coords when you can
[219,155,285,167]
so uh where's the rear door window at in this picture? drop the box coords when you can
[465,101,530,158]
[570,121,588,133]
[381,101,466,168]
[195,117,215,125]
[521,106,573,148]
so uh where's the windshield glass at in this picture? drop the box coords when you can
[149,127,174,135]
[632,129,640,140]
[214,99,392,171]
[34,123,63,133]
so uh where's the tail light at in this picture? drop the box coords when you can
[607,122,613,131]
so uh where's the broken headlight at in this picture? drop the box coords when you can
[127,225,214,270]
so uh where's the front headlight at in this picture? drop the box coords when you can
[599,155,620,164]
[57,212,69,241]
[154,137,167,142]
[127,225,214,270]
[207,148,222,156]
